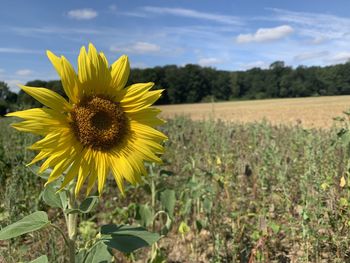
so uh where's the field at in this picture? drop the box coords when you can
[1,96,350,262]
[158,96,350,128]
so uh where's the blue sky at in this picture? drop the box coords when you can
[1,0,350,91]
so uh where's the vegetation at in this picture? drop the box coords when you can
[2,60,350,115]
[2,115,350,262]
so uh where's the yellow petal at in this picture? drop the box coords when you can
[129,139,162,163]
[110,55,129,92]
[78,46,94,95]
[19,85,71,112]
[127,108,165,127]
[130,121,168,142]
[45,156,74,185]
[28,151,51,166]
[58,150,84,191]
[29,129,70,150]
[121,82,154,101]
[109,150,139,185]
[96,151,108,195]
[46,50,80,103]
[121,90,163,112]
[11,120,66,135]
[75,148,93,196]
[109,155,125,196]
[6,108,68,123]
[61,56,81,102]
[99,52,109,67]
[87,43,111,94]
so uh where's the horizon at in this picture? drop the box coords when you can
[1,0,350,91]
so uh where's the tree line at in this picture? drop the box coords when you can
[1,60,350,115]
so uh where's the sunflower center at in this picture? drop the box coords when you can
[71,96,128,151]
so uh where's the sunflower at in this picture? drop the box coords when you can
[7,43,167,196]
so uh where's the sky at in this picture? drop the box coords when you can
[1,0,350,91]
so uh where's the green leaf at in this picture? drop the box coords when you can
[160,189,176,217]
[42,183,68,209]
[0,211,49,240]
[135,204,154,227]
[66,196,99,214]
[268,222,281,234]
[81,242,113,263]
[100,224,160,253]
[29,255,48,263]
[75,249,88,263]
[28,165,52,180]
[203,197,212,214]
[80,196,99,213]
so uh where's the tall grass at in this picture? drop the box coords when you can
[1,116,350,262]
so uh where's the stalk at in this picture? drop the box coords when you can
[65,188,78,263]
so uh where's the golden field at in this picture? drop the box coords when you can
[158,95,350,128]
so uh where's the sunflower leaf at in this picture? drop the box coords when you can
[29,255,48,263]
[0,211,49,240]
[100,224,160,253]
[42,183,68,209]
[135,204,154,227]
[160,189,176,217]
[65,196,99,214]
[77,242,113,263]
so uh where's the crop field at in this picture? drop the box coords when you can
[158,95,350,128]
[1,97,350,262]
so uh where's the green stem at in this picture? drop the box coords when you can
[51,223,70,249]
[65,187,78,263]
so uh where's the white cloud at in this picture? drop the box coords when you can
[16,69,33,76]
[143,6,242,25]
[0,47,41,54]
[270,8,350,41]
[198,57,223,67]
[132,62,147,69]
[240,61,269,70]
[236,25,294,43]
[9,26,102,36]
[309,36,327,45]
[67,8,98,20]
[111,42,160,54]
[4,79,22,93]
[294,51,329,62]
[326,52,350,64]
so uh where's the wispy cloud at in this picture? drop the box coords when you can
[269,8,350,41]
[131,62,147,69]
[309,36,327,45]
[8,26,103,35]
[326,52,350,64]
[0,47,42,54]
[198,57,223,67]
[142,6,242,25]
[16,69,33,76]
[236,25,294,43]
[293,51,329,62]
[111,42,161,54]
[67,8,98,20]
[239,61,269,70]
